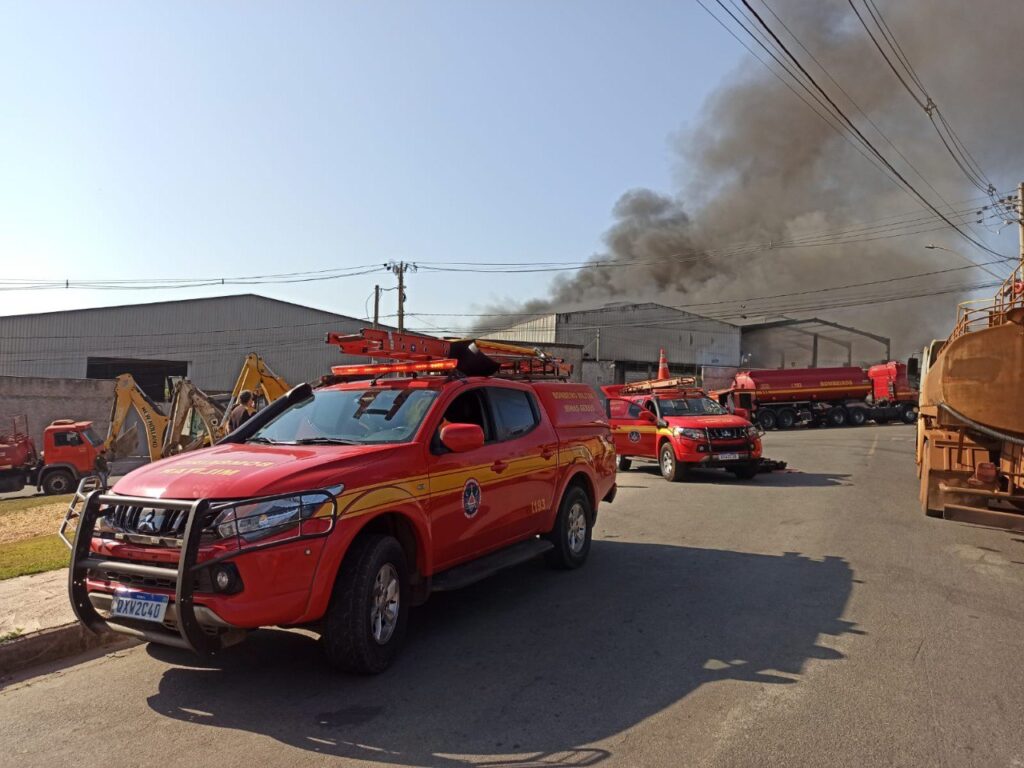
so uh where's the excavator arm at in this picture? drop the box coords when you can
[162,380,225,456]
[104,374,170,462]
[223,354,290,430]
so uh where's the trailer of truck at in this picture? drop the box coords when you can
[714,362,918,430]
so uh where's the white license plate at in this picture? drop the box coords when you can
[716,453,741,461]
[110,590,169,623]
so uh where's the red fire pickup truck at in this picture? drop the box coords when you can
[604,376,762,482]
[66,331,616,673]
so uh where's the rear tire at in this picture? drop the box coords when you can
[321,534,409,674]
[617,456,632,472]
[827,407,848,427]
[757,410,777,430]
[42,470,74,495]
[731,462,759,480]
[776,409,797,430]
[848,408,867,426]
[545,485,593,569]
[660,442,687,482]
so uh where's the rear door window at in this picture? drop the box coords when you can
[488,388,539,441]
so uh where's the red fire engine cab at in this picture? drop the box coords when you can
[603,352,762,482]
[65,330,616,673]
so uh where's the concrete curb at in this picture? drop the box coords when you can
[0,622,136,677]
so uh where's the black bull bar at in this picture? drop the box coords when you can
[67,489,337,655]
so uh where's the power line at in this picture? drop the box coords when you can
[729,0,1009,261]
[847,0,1002,201]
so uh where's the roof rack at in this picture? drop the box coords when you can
[325,329,573,381]
[617,376,699,395]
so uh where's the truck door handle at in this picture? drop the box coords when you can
[491,460,509,474]
[541,447,555,460]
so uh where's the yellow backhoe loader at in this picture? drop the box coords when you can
[105,355,290,461]
[105,374,171,462]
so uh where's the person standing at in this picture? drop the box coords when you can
[229,390,256,431]
[94,449,110,490]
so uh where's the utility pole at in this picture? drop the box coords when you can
[387,261,417,334]
[372,285,381,330]
[1018,181,1024,268]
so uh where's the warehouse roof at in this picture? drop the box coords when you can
[0,293,361,322]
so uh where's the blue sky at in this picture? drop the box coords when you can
[0,1,744,327]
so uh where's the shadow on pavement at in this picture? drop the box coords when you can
[629,465,852,487]
[146,541,859,767]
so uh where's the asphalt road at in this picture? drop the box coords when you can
[3,424,1024,768]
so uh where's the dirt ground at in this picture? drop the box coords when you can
[0,497,74,545]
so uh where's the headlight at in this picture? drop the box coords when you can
[213,488,341,544]
[674,427,706,441]
[745,425,760,437]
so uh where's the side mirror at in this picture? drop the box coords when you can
[640,410,657,424]
[440,423,485,453]
[656,418,669,429]
[907,358,920,377]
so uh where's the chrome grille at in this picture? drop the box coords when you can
[707,428,745,440]
[104,505,189,538]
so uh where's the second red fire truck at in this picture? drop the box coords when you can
[603,354,763,482]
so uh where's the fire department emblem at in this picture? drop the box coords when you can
[628,430,641,443]
[463,478,482,518]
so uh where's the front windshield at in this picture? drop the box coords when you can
[657,396,727,417]
[82,427,103,446]
[250,388,438,445]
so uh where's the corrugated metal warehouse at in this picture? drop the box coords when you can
[488,302,740,387]
[0,294,375,399]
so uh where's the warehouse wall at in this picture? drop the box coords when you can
[0,294,381,392]
[0,376,115,446]
[555,304,739,367]
[489,303,740,368]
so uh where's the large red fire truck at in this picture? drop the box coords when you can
[64,330,616,673]
[713,362,918,431]
[603,353,763,481]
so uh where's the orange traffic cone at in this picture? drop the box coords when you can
[657,349,670,380]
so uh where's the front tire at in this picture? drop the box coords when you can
[321,534,409,674]
[545,485,593,569]
[901,404,918,424]
[660,442,687,482]
[617,456,632,472]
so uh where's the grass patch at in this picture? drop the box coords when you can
[0,494,73,516]
[0,534,70,580]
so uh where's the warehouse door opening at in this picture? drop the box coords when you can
[87,358,189,402]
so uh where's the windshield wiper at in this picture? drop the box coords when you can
[247,436,279,444]
[293,437,360,445]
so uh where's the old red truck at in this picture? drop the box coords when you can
[0,417,104,495]
[603,375,762,482]
[713,362,919,431]
[65,331,616,673]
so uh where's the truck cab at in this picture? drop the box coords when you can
[39,420,103,494]
[604,377,762,482]
[66,330,615,674]
[0,418,102,495]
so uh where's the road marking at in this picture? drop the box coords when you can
[868,435,879,458]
